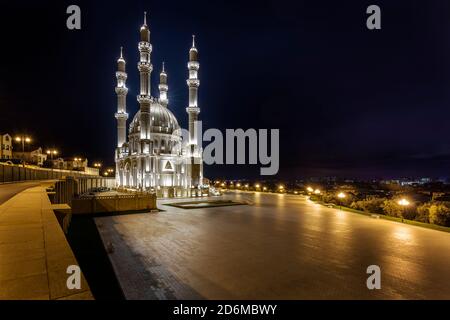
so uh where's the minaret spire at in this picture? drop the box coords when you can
[186,35,202,187]
[137,13,153,141]
[159,61,168,107]
[115,47,129,148]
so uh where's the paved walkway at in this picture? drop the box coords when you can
[96,192,450,299]
[0,181,40,205]
[0,183,93,300]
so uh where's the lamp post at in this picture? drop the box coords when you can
[46,149,58,160]
[337,192,346,210]
[15,135,31,167]
[397,198,410,223]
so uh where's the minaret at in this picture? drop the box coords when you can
[186,35,200,147]
[186,35,202,187]
[159,62,168,107]
[115,47,129,147]
[137,11,152,141]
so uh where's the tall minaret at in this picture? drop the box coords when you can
[137,12,152,141]
[186,35,202,187]
[115,47,129,147]
[159,62,168,107]
[186,35,200,149]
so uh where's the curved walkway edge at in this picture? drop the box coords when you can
[0,183,93,300]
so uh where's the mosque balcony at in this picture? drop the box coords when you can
[138,62,152,72]
[137,95,152,104]
[138,41,152,52]
[158,84,168,91]
[115,87,128,95]
[115,71,127,80]
[186,106,200,114]
[188,61,200,70]
[186,79,200,87]
[115,112,129,120]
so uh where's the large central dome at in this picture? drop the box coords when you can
[129,102,181,135]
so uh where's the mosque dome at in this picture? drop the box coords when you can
[129,102,181,135]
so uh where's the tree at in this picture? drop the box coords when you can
[382,199,403,217]
[428,203,450,227]
[351,197,386,214]
[416,203,431,223]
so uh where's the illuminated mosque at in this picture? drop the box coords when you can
[114,13,203,197]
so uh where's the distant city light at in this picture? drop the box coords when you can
[398,198,410,206]
[255,184,260,188]
[306,186,314,192]
[236,183,241,187]
[337,192,346,199]
[314,189,321,194]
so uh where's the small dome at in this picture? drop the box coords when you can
[130,102,180,135]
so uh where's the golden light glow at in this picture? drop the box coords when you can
[255,184,260,188]
[337,192,346,199]
[278,185,284,190]
[314,189,321,194]
[398,198,410,206]
[263,187,267,191]
[306,186,314,192]
[236,183,241,187]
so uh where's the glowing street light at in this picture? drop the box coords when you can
[398,198,410,223]
[15,135,32,167]
[46,149,58,160]
[236,183,241,188]
[278,185,284,192]
[94,163,102,168]
[337,192,346,199]
[306,186,314,193]
[314,189,321,195]
[255,184,260,189]
[263,186,267,191]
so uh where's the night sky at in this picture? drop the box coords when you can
[1,0,450,180]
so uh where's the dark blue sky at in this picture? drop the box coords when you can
[1,0,450,179]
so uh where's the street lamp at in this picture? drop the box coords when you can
[306,186,314,193]
[94,163,102,168]
[46,149,58,160]
[337,192,346,210]
[398,198,410,222]
[314,189,321,195]
[278,185,284,192]
[15,135,32,167]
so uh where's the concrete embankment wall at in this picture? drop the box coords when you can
[0,163,99,184]
[71,194,157,214]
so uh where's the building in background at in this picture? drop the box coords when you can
[114,14,203,197]
[13,147,47,166]
[0,133,12,159]
[49,157,99,175]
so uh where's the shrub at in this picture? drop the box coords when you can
[428,203,450,227]
[350,197,386,214]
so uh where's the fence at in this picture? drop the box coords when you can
[71,193,157,214]
[0,163,99,183]
[53,176,116,205]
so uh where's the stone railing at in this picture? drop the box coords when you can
[0,162,99,183]
[71,193,157,214]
